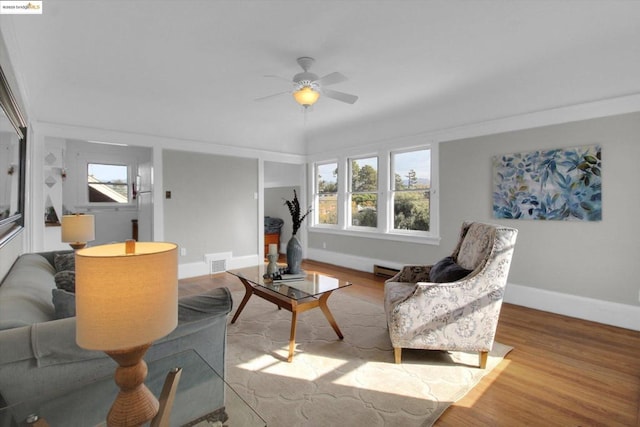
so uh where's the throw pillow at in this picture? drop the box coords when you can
[429,256,473,283]
[52,289,76,319]
[54,270,76,292]
[54,252,75,272]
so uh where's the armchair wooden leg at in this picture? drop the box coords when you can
[394,347,402,364]
[479,351,489,369]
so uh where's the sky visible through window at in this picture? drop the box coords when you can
[88,163,127,182]
[393,149,430,181]
[317,150,430,183]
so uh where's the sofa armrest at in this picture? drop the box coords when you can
[386,265,432,283]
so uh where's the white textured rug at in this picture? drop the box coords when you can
[225,291,511,427]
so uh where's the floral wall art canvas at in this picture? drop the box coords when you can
[492,144,602,221]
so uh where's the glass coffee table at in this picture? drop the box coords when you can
[0,350,265,427]
[227,265,352,362]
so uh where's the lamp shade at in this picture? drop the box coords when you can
[293,86,320,107]
[61,214,95,244]
[75,241,178,351]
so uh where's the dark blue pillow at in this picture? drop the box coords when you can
[429,256,473,283]
[52,289,76,319]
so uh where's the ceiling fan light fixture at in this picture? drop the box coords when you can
[293,86,320,108]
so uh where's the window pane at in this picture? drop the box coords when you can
[392,149,431,231]
[351,193,377,227]
[318,194,338,224]
[392,149,430,190]
[350,157,377,191]
[317,162,338,224]
[88,163,129,203]
[393,191,430,231]
[349,157,378,228]
[317,163,337,193]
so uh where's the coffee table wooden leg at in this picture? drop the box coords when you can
[231,278,253,324]
[288,309,298,362]
[319,292,343,339]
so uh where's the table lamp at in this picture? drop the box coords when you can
[75,240,178,427]
[61,213,95,249]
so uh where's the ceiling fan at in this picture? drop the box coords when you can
[256,57,358,108]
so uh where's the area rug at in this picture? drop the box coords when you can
[225,290,512,427]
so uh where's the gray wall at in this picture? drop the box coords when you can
[163,150,258,263]
[309,112,640,307]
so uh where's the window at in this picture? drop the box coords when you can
[87,163,129,204]
[391,148,431,232]
[310,143,436,242]
[315,162,338,225]
[349,156,378,228]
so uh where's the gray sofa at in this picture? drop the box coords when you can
[0,250,232,423]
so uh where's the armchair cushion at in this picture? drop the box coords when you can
[429,257,472,283]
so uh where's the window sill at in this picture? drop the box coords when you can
[308,226,441,245]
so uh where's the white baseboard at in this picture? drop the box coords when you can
[307,248,640,331]
[307,247,405,273]
[504,283,640,331]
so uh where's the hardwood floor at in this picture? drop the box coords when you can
[179,259,640,427]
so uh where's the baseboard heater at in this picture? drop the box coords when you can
[373,264,400,278]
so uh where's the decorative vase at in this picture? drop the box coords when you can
[266,253,279,275]
[286,235,303,274]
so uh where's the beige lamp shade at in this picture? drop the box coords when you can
[75,241,178,351]
[61,214,95,244]
[293,86,320,107]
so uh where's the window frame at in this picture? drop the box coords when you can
[75,153,137,209]
[87,162,131,205]
[309,141,439,245]
[313,160,340,228]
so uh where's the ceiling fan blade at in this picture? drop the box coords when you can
[315,72,348,86]
[254,91,290,102]
[264,74,292,83]
[322,88,358,104]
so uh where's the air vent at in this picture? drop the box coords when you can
[205,252,232,275]
[211,259,226,274]
[373,264,400,278]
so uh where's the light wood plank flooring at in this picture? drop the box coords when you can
[179,259,640,426]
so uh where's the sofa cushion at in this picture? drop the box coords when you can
[52,289,76,319]
[54,271,76,293]
[54,252,75,272]
[429,256,472,283]
[0,254,57,330]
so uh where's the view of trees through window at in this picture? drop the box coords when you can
[316,162,338,224]
[87,163,129,203]
[391,149,431,231]
[350,157,378,227]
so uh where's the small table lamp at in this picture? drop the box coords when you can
[75,240,178,427]
[61,213,95,249]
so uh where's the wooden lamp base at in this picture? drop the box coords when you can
[105,344,158,427]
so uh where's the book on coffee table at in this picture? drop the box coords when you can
[273,273,306,282]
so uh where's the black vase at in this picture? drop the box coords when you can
[286,235,303,274]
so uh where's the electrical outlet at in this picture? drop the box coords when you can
[180,248,187,256]
[322,242,326,249]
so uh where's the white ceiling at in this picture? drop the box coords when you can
[2,1,640,155]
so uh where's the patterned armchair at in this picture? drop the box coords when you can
[384,222,518,368]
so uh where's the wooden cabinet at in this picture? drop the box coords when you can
[264,233,280,256]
